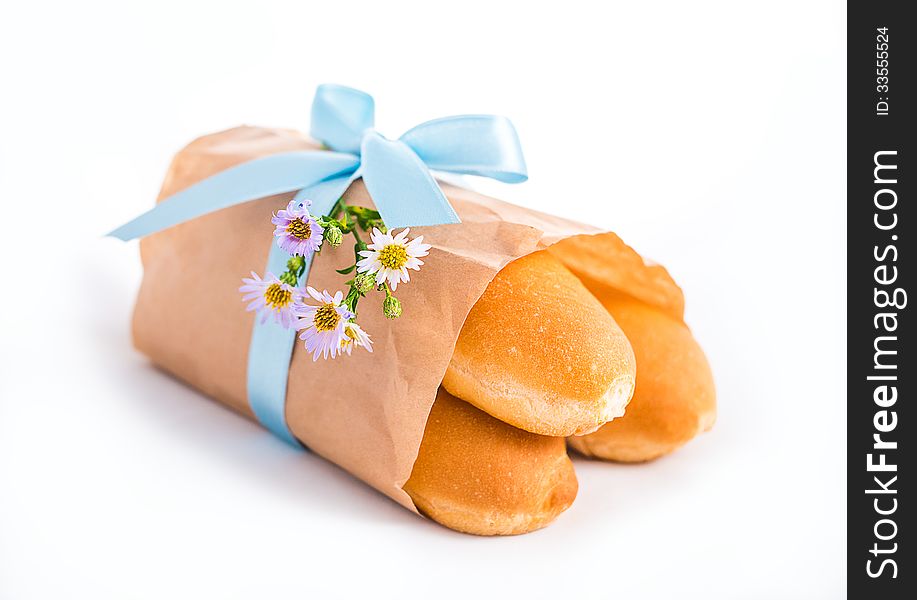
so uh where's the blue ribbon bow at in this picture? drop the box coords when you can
[110,84,528,443]
[109,84,527,240]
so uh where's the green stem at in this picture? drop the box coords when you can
[329,197,344,220]
[350,226,363,245]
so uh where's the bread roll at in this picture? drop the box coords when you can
[443,250,636,437]
[567,289,716,462]
[404,389,578,535]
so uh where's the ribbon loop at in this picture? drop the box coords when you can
[310,84,375,154]
[399,115,528,183]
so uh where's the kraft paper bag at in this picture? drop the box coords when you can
[133,125,683,510]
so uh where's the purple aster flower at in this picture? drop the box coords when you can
[295,287,353,361]
[239,271,302,329]
[272,199,324,256]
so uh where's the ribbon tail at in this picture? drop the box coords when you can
[107,151,359,240]
[360,133,459,229]
[245,174,358,446]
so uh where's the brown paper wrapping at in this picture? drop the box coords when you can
[133,126,683,511]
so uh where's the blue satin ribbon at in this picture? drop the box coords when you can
[245,176,356,444]
[110,84,528,443]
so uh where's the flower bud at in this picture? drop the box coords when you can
[279,271,298,286]
[286,255,304,272]
[324,225,343,247]
[353,272,376,294]
[382,295,402,319]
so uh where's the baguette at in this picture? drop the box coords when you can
[443,250,636,436]
[567,289,716,462]
[404,389,578,535]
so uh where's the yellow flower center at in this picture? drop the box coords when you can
[378,244,408,269]
[286,218,312,240]
[264,283,292,310]
[313,303,342,332]
[341,325,358,348]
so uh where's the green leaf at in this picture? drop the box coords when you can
[336,265,356,275]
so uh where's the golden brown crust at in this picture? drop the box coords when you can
[404,389,578,536]
[548,233,686,322]
[567,290,716,462]
[443,250,636,436]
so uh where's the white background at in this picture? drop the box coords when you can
[0,1,846,598]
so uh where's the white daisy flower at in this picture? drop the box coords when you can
[295,287,353,361]
[356,228,431,291]
[340,321,373,355]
